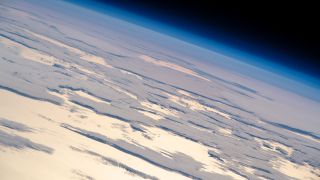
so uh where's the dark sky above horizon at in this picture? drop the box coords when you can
[72,0,320,80]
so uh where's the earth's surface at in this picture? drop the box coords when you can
[0,1,320,180]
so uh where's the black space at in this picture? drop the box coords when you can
[90,0,320,79]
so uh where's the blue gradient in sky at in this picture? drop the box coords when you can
[66,0,320,101]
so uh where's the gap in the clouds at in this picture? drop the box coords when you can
[65,0,320,97]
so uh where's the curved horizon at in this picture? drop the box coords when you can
[66,0,320,101]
